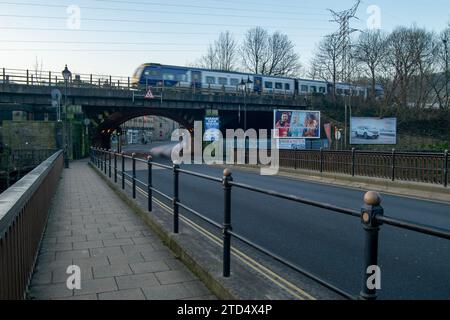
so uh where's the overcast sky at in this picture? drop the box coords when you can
[0,0,449,77]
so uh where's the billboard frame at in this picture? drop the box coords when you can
[273,109,321,140]
[349,117,397,146]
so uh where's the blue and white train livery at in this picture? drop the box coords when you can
[132,63,384,99]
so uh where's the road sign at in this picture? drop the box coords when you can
[145,88,154,99]
[335,128,342,141]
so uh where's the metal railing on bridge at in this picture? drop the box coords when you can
[91,147,450,300]
[0,150,63,300]
[1,67,310,101]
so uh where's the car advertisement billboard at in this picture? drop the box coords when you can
[204,116,221,142]
[350,117,397,145]
[273,110,321,139]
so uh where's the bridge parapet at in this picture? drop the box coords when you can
[0,150,63,300]
[1,67,311,109]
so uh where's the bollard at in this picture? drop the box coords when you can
[132,153,136,199]
[147,156,153,212]
[173,163,180,234]
[444,150,448,188]
[108,150,112,178]
[222,168,233,277]
[121,152,125,190]
[114,152,118,183]
[359,191,384,300]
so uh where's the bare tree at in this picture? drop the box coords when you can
[198,45,218,70]
[241,27,301,77]
[384,26,423,108]
[241,27,270,74]
[354,30,387,100]
[310,34,341,98]
[197,31,238,71]
[215,31,238,71]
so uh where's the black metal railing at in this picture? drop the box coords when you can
[0,150,63,300]
[276,148,449,187]
[90,147,450,300]
[1,67,312,102]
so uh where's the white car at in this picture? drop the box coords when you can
[355,126,379,139]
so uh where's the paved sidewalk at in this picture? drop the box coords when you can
[28,160,216,300]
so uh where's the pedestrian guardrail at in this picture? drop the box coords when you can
[0,150,63,300]
[91,147,450,300]
[276,148,448,187]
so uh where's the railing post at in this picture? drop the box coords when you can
[121,152,125,190]
[320,147,324,173]
[391,148,396,181]
[2,68,5,83]
[114,152,118,183]
[222,169,233,278]
[444,150,448,188]
[108,150,112,178]
[104,150,107,174]
[26,69,29,85]
[147,156,153,212]
[90,74,93,86]
[359,191,384,300]
[100,149,104,172]
[173,162,180,234]
[132,153,136,199]
[352,148,356,177]
[49,71,51,86]
[128,77,130,89]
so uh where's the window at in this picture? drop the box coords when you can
[206,76,216,84]
[230,79,239,86]
[176,74,187,82]
[337,88,343,95]
[144,69,160,77]
[265,82,273,89]
[319,87,326,94]
[310,86,317,93]
[301,85,308,92]
[359,90,365,97]
[163,73,175,81]
[275,82,283,90]
[285,83,291,91]
[344,89,350,96]
[218,77,228,85]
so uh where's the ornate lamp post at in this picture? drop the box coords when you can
[62,65,72,168]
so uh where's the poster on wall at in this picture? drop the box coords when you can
[276,139,306,150]
[350,117,397,145]
[204,116,221,142]
[273,110,321,139]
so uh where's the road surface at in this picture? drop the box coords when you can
[125,143,450,299]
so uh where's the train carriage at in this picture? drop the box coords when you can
[132,63,384,99]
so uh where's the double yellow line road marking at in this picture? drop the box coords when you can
[124,179,316,300]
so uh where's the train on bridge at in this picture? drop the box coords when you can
[132,63,384,99]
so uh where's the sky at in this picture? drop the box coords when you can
[0,0,449,77]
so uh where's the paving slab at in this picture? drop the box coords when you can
[28,160,216,300]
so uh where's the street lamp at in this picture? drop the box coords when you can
[62,65,71,168]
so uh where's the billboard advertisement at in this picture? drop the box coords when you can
[204,116,221,142]
[274,110,321,139]
[350,117,397,145]
[276,139,306,150]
